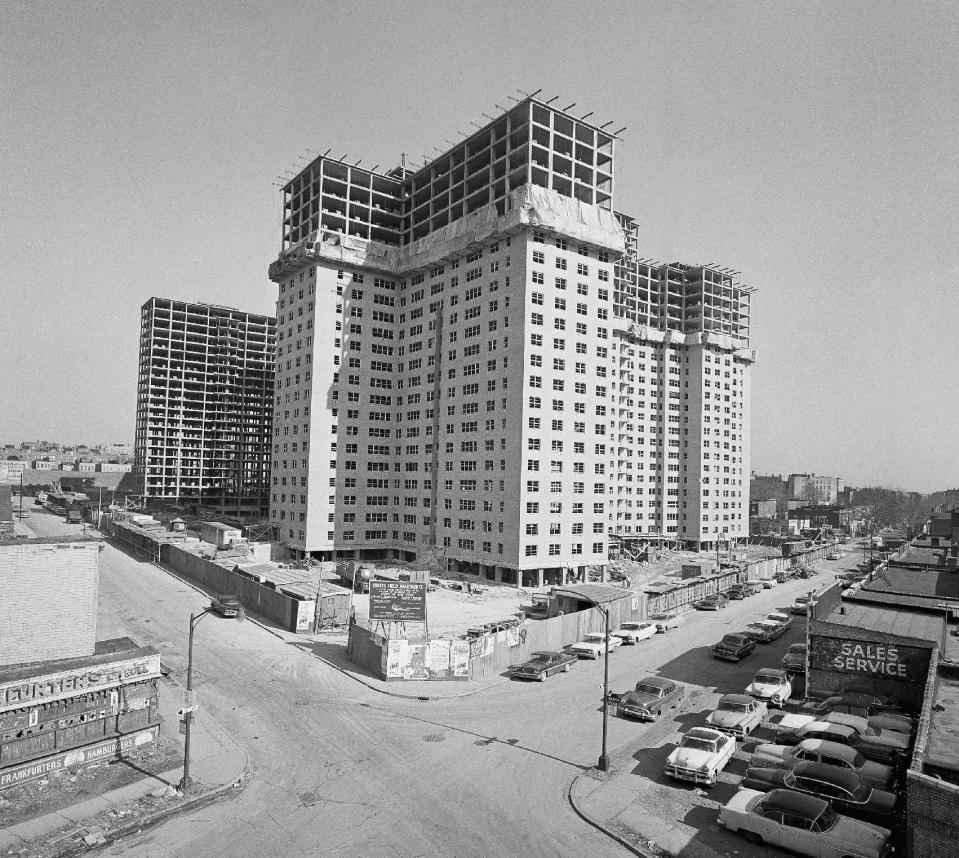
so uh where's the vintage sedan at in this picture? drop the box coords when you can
[741,762,898,826]
[695,595,725,611]
[566,632,623,660]
[617,676,683,721]
[507,651,577,681]
[713,633,757,662]
[649,611,682,632]
[773,721,900,766]
[791,595,816,615]
[782,643,807,674]
[803,697,913,735]
[750,739,895,791]
[210,594,242,618]
[706,694,766,739]
[665,727,736,786]
[613,621,658,645]
[745,620,787,644]
[746,668,793,708]
[719,788,892,858]
[766,611,794,631]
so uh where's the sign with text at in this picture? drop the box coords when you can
[369,581,427,622]
[810,636,931,684]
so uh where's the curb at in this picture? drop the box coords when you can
[57,767,252,857]
[567,770,657,858]
[109,537,509,703]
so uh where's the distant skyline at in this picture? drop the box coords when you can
[2,1,956,492]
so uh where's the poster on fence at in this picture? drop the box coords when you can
[452,640,470,677]
[429,639,451,674]
[385,639,408,679]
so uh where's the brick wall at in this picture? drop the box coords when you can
[0,541,99,666]
[907,771,959,858]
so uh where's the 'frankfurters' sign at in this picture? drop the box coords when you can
[810,636,930,683]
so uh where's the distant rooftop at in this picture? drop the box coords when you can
[819,600,946,645]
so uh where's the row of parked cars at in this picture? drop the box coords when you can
[712,610,796,663]
[718,687,915,858]
[507,611,683,680]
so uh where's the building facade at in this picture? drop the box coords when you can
[267,96,754,580]
[134,299,275,518]
[788,472,844,504]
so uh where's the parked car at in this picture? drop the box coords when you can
[820,713,911,752]
[782,643,807,674]
[745,620,787,644]
[766,611,793,631]
[719,788,892,858]
[695,596,725,611]
[741,762,898,826]
[567,632,623,659]
[726,585,748,600]
[761,578,776,589]
[749,739,895,791]
[665,727,736,786]
[508,650,577,681]
[791,595,815,615]
[745,668,792,707]
[713,633,757,662]
[802,697,913,735]
[210,594,242,618]
[773,721,901,766]
[616,676,683,721]
[744,581,765,596]
[706,694,766,739]
[649,611,681,632]
[613,621,658,645]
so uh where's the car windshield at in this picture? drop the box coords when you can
[755,673,781,684]
[719,701,750,713]
[814,806,839,831]
[682,737,716,752]
[723,636,744,644]
[620,623,639,631]
[788,645,805,654]
[636,684,663,696]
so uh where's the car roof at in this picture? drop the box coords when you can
[806,721,855,737]
[639,676,672,688]
[687,727,723,741]
[719,694,755,705]
[755,668,788,678]
[724,633,749,641]
[530,651,562,658]
[787,643,807,651]
[797,739,858,760]
[792,761,860,790]
[760,789,829,817]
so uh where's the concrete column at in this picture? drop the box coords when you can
[494,566,503,583]
[536,568,544,588]
[600,564,607,583]
[516,569,523,589]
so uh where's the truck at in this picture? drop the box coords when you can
[66,509,83,524]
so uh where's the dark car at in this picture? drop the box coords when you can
[782,643,807,674]
[726,585,747,600]
[713,633,757,662]
[741,761,898,826]
[774,722,900,766]
[617,676,684,721]
[744,621,787,643]
[508,650,577,681]
[695,595,726,611]
[210,594,242,618]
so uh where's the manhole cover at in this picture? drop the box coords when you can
[423,734,445,743]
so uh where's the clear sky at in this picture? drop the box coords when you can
[1,1,956,491]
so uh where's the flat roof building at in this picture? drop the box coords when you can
[134,298,275,518]
[267,94,754,581]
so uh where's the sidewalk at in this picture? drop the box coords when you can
[0,673,250,854]
[568,736,778,858]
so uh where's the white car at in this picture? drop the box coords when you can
[746,668,792,708]
[664,726,736,786]
[766,611,793,631]
[706,694,766,739]
[613,621,658,645]
[649,611,682,632]
[720,788,891,858]
[567,632,623,659]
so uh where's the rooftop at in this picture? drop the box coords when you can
[925,669,959,776]
[851,566,959,610]
[891,545,950,567]
[0,637,155,682]
[818,600,946,645]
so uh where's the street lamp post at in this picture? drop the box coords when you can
[598,603,611,772]
[179,604,243,794]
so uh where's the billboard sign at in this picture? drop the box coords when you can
[810,636,931,683]
[368,581,427,622]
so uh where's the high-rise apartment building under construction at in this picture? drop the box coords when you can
[134,298,275,517]
[268,95,755,585]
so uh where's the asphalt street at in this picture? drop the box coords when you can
[18,507,854,858]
